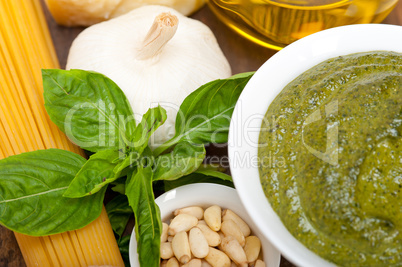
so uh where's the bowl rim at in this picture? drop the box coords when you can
[228,24,402,267]
[129,183,281,266]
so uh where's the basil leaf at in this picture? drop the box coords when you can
[106,195,133,238]
[130,106,167,154]
[111,184,126,195]
[118,235,131,267]
[109,105,167,180]
[195,169,233,181]
[111,182,126,195]
[195,164,232,181]
[0,149,105,236]
[114,156,133,174]
[64,149,123,198]
[126,166,161,267]
[43,69,136,152]
[154,73,254,156]
[163,172,234,192]
[153,142,206,181]
[110,174,131,195]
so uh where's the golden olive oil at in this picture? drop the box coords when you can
[208,0,399,49]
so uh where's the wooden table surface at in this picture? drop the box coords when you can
[1,1,402,266]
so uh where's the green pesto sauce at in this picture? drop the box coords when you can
[258,51,402,266]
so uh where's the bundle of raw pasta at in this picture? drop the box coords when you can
[0,0,124,266]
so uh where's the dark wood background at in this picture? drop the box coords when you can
[1,1,402,266]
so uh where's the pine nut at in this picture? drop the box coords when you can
[172,231,191,264]
[174,206,204,220]
[204,205,222,231]
[197,223,221,247]
[166,257,180,267]
[168,214,198,235]
[201,259,212,267]
[205,247,231,267]
[160,242,174,260]
[189,227,209,258]
[255,259,266,267]
[182,258,202,267]
[221,219,245,247]
[161,222,169,243]
[220,236,248,266]
[222,209,251,237]
[244,236,261,263]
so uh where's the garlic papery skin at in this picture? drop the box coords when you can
[111,0,206,19]
[44,0,206,26]
[66,5,231,148]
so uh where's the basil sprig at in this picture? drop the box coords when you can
[0,69,253,267]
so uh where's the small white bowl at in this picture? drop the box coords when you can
[228,24,402,267]
[129,183,281,266]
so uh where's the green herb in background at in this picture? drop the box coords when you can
[106,195,133,267]
[106,195,132,239]
[161,172,234,192]
[0,69,253,267]
[118,235,131,267]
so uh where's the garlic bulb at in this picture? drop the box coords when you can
[66,5,231,147]
[111,0,206,19]
[45,0,206,26]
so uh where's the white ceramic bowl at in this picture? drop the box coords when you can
[228,24,402,267]
[129,183,281,266]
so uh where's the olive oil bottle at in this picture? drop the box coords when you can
[208,0,399,49]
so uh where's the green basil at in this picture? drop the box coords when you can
[130,106,167,154]
[195,164,232,181]
[195,169,232,181]
[118,235,131,267]
[63,149,123,198]
[32,70,255,267]
[0,149,105,236]
[106,195,133,238]
[43,69,135,152]
[111,183,126,195]
[113,153,138,179]
[153,142,206,181]
[163,172,234,192]
[126,166,161,267]
[154,72,254,156]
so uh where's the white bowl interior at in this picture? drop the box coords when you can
[129,183,281,266]
[228,24,402,267]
